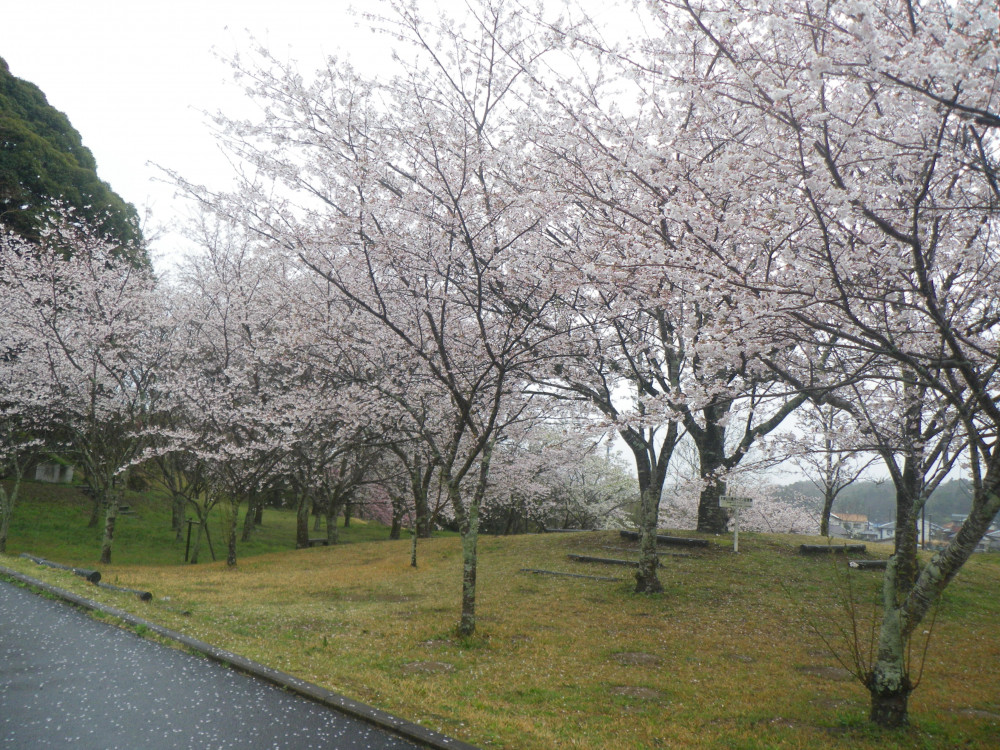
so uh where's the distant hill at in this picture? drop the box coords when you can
[776,479,972,523]
[0,56,142,257]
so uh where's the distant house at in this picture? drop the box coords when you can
[980,531,1000,553]
[830,513,869,536]
[33,462,74,483]
[874,521,896,541]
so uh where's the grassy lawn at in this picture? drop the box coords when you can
[3,479,387,566]
[2,485,998,748]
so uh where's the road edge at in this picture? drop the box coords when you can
[0,565,480,750]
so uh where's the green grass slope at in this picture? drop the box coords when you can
[3,479,389,566]
[3,506,999,749]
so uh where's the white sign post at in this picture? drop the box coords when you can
[719,495,753,553]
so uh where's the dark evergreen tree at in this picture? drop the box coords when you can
[0,57,143,260]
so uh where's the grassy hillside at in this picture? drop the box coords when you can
[2,487,999,748]
[3,479,391,566]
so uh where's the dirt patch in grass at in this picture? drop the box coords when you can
[400,661,456,675]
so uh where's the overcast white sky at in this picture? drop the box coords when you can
[3,1,637,271]
[2,0,401,270]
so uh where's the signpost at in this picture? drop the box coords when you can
[719,495,753,553]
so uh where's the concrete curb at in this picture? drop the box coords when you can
[0,565,479,750]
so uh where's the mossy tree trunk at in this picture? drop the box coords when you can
[621,421,678,594]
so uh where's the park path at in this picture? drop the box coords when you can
[0,579,426,749]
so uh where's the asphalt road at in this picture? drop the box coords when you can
[0,579,424,749]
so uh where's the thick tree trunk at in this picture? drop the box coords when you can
[634,486,663,594]
[820,487,835,537]
[343,501,352,528]
[87,493,103,528]
[696,436,729,534]
[415,490,432,538]
[621,425,676,594]
[867,559,912,727]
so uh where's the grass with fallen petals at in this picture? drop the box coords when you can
[2,496,999,749]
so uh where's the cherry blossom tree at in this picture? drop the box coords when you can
[0,330,45,554]
[161,218,300,567]
[771,402,878,536]
[631,0,1000,726]
[169,2,568,634]
[1,216,162,564]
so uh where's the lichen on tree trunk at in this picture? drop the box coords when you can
[634,487,663,594]
[458,497,480,636]
[867,559,912,727]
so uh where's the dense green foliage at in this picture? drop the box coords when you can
[0,57,142,254]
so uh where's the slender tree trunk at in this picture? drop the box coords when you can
[254,501,263,526]
[226,502,239,567]
[295,490,310,549]
[820,486,835,537]
[623,430,673,594]
[326,495,343,544]
[241,492,258,542]
[189,518,204,564]
[312,498,323,532]
[99,487,120,565]
[343,501,352,528]
[412,462,435,537]
[0,504,10,554]
[456,442,493,638]
[172,491,186,540]
[459,496,480,636]
[0,471,22,554]
[410,521,418,568]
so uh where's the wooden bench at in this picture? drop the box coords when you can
[799,543,867,555]
[620,529,709,548]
